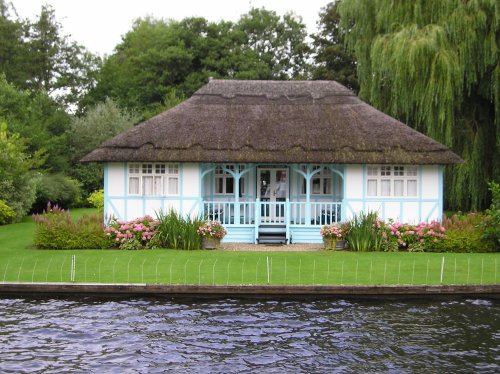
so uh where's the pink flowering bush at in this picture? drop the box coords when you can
[197,221,227,240]
[320,224,347,240]
[105,215,159,249]
[383,220,446,251]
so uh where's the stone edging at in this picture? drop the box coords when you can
[0,282,499,297]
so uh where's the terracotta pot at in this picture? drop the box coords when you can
[323,238,347,250]
[201,237,221,249]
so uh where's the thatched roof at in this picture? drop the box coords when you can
[81,79,462,165]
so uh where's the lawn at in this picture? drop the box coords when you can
[0,209,498,286]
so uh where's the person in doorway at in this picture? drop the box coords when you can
[275,173,287,201]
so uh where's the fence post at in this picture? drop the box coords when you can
[440,256,445,284]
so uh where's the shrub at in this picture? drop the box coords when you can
[105,216,158,250]
[384,221,446,252]
[87,189,104,210]
[33,202,112,249]
[154,209,203,250]
[433,212,494,252]
[32,173,82,212]
[0,200,15,225]
[481,181,500,250]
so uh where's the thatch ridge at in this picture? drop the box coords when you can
[81,79,463,165]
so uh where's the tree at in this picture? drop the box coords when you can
[25,5,100,107]
[85,8,312,115]
[339,0,499,211]
[0,2,100,107]
[311,1,358,92]
[235,8,311,79]
[0,76,72,173]
[0,123,44,221]
[69,98,140,195]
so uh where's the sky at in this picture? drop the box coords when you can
[13,0,331,56]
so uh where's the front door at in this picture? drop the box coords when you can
[257,168,288,223]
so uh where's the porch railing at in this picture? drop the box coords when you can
[203,201,342,226]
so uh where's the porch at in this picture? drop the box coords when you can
[203,200,342,244]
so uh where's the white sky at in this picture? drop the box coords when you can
[13,0,331,56]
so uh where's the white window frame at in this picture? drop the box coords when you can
[300,166,333,196]
[366,165,418,197]
[214,164,245,196]
[128,163,179,196]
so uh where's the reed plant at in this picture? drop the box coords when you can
[154,209,204,250]
[346,211,384,252]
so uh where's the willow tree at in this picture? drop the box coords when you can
[339,0,499,211]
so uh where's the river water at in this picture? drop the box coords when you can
[0,296,498,373]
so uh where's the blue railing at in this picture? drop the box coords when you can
[203,201,342,226]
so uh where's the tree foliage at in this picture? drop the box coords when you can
[0,123,44,221]
[68,98,139,195]
[85,8,311,115]
[0,1,100,107]
[339,0,500,211]
[312,1,358,92]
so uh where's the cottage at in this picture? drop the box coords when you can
[81,79,462,244]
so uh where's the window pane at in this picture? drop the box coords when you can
[154,176,162,195]
[142,164,153,174]
[381,179,391,195]
[381,166,391,176]
[394,166,404,176]
[169,164,179,174]
[301,178,306,194]
[226,178,234,194]
[394,180,404,196]
[143,176,153,196]
[312,178,320,194]
[367,179,377,196]
[129,164,140,174]
[407,180,417,196]
[215,177,223,194]
[168,177,178,195]
[407,166,418,176]
[155,164,165,174]
[240,178,245,195]
[367,166,378,176]
[323,178,332,194]
[129,177,139,194]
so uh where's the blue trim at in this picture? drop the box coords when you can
[123,163,128,220]
[362,165,366,212]
[438,166,444,221]
[103,163,109,222]
[180,164,184,215]
[418,165,423,221]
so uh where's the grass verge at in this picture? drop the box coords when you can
[0,209,498,286]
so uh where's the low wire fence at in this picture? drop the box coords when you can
[1,254,498,286]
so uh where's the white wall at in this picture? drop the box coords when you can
[343,164,442,223]
[104,162,202,221]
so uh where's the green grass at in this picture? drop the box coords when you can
[0,209,498,285]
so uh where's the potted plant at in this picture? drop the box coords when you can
[197,220,227,249]
[320,223,348,250]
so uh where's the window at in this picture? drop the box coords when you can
[366,165,418,197]
[128,163,179,196]
[301,166,333,195]
[214,164,245,195]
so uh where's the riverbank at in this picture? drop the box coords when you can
[1,282,499,298]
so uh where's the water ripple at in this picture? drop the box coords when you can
[0,297,498,373]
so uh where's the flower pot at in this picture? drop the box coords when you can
[201,237,221,250]
[323,238,347,250]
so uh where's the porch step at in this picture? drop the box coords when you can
[258,225,287,244]
[257,235,287,245]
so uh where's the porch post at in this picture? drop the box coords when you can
[234,176,240,225]
[254,198,260,243]
[305,166,312,225]
[285,198,291,243]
